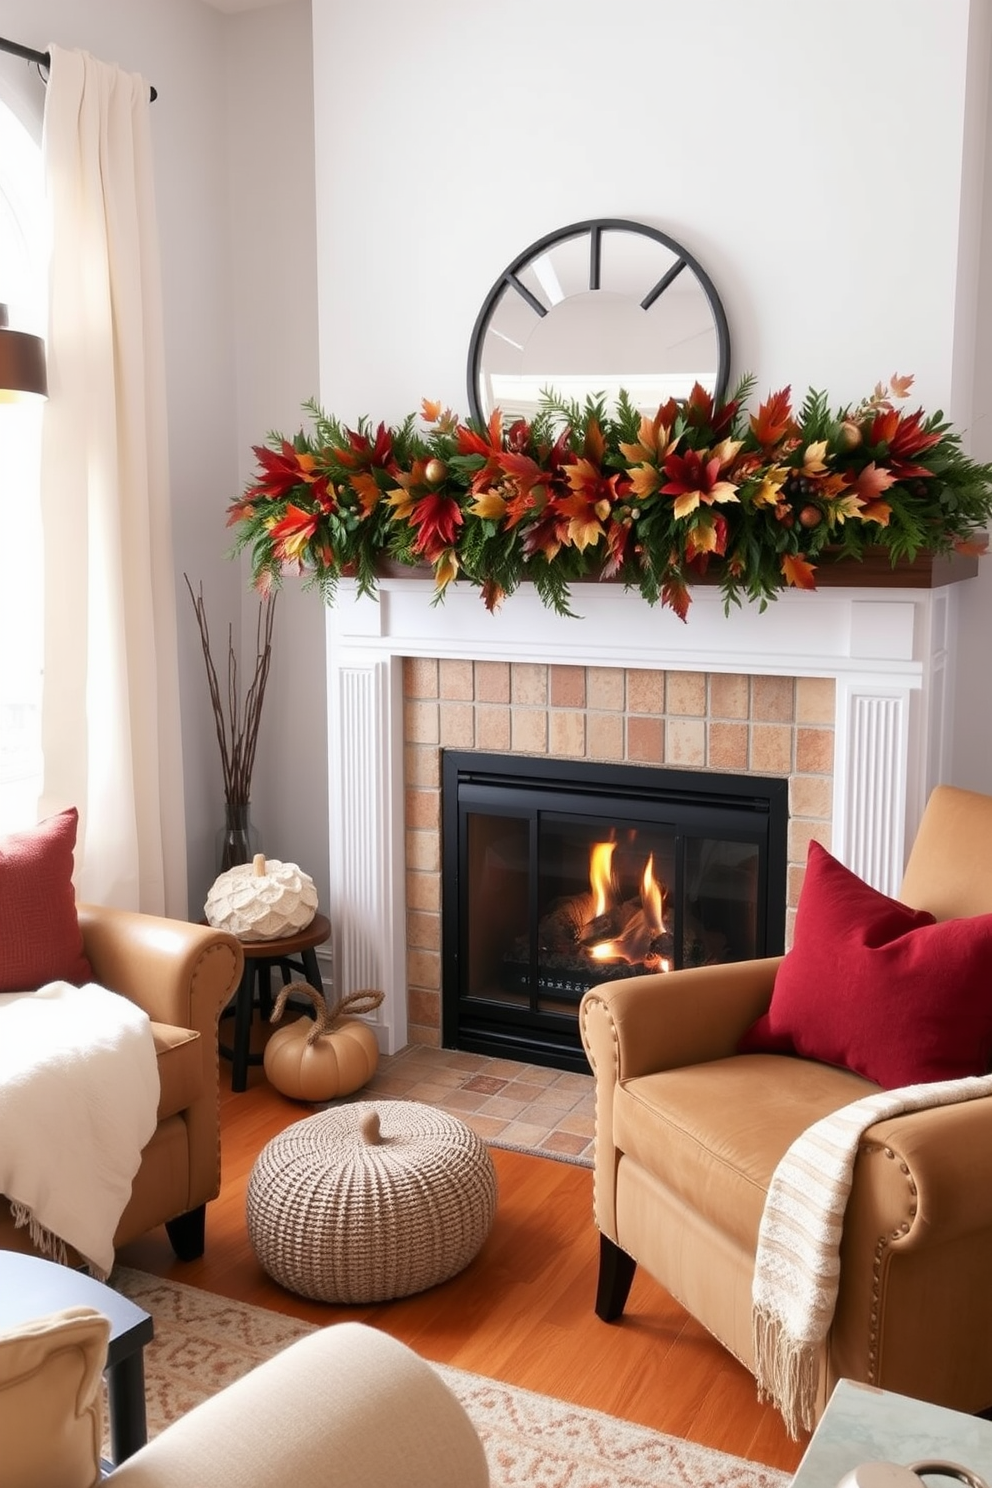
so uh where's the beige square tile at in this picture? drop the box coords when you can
[587,712,624,759]
[498,1120,555,1148]
[666,671,706,716]
[540,1131,593,1158]
[405,829,440,873]
[404,699,439,745]
[406,951,440,993]
[407,1027,440,1048]
[439,658,474,700]
[478,1093,533,1119]
[627,715,664,763]
[461,1112,511,1140]
[407,909,440,951]
[405,744,440,789]
[550,665,586,708]
[627,669,665,715]
[549,710,586,757]
[788,816,832,862]
[795,727,834,774]
[439,702,475,747]
[709,673,750,719]
[788,861,807,909]
[407,993,437,1041]
[404,657,438,699]
[479,1057,533,1079]
[708,721,748,771]
[751,674,795,722]
[405,787,439,830]
[475,660,511,703]
[665,717,705,765]
[796,675,836,724]
[789,773,832,819]
[552,1109,596,1140]
[476,705,511,751]
[749,723,793,773]
[406,870,440,913]
[587,667,624,711]
[511,710,548,753]
[510,663,548,706]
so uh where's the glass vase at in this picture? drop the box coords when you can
[216,801,260,874]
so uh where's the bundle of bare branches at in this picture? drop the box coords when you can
[184,575,276,805]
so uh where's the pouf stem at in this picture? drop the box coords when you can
[360,1110,382,1145]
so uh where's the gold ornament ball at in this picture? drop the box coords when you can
[424,458,447,484]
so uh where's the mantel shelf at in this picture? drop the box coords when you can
[375,546,982,594]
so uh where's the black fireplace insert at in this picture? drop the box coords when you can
[441,751,788,1071]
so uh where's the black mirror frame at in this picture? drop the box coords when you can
[466,216,731,427]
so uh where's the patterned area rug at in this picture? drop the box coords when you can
[110,1267,790,1488]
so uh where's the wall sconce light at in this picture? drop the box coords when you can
[0,302,47,401]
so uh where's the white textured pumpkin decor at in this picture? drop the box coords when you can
[204,852,318,940]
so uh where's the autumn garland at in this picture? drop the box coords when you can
[226,377,992,621]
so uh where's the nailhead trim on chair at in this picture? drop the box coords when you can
[862,1142,918,1383]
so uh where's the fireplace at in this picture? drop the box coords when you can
[325,577,961,1057]
[442,751,787,1069]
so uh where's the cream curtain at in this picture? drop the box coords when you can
[38,46,187,916]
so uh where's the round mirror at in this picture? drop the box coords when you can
[466,218,730,425]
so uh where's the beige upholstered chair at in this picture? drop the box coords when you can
[0,906,243,1262]
[0,1310,488,1488]
[580,784,992,1424]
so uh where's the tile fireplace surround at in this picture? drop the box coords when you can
[325,575,961,1054]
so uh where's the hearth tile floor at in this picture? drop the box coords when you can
[350,1044,596,1163]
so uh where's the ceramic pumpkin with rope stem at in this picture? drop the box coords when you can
[263,982,383,1101]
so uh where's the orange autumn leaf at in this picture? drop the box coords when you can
[781,553,818,590]
[750,386,794,447]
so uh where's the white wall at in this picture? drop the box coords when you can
[224,2,327,916]
[0,0,325,918]
[310,0,992,797]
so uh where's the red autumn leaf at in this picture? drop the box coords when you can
[661,573,691,622]
[246,441,317,502]
[408,492,464,562]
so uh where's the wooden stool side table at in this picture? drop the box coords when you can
[220,912,331,1092]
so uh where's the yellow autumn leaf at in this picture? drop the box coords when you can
[469,490,507,521]
[802,441,828,475]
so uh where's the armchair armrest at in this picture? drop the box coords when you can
[76,904,242,1040]
[580,957,781,1241]
[109,1323,488,1488]
[831,1095,992,1409]
[580,955,782,1083]
[77,905,243,1221]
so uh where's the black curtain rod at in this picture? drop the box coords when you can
[0,34,158,101]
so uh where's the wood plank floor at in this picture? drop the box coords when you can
[116,1077,807,1473]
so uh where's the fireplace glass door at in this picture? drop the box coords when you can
[443,753,787,1070]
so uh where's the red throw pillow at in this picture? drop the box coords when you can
[738,840,992,1088]
[0,808,92,992]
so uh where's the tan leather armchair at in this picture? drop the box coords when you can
[0,906,243,1262]
[579,784,992,1424]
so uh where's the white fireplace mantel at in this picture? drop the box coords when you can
[325,578,960,1051]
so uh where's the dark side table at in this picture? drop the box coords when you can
[219,911,331,1092]
[0,1251,153,1465]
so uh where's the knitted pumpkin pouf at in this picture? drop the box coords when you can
[246,1101,499,1303]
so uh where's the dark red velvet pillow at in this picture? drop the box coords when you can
[0,808,92,992]
[738,840,992,1088]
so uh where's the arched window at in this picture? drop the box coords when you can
[0,96,47,831]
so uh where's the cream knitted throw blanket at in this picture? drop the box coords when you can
[751,1071,992,1439]
[0,982,160,1279]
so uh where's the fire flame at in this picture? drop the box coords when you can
[585,843,670,968]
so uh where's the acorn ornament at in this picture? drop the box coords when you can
[204,852,318,940]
